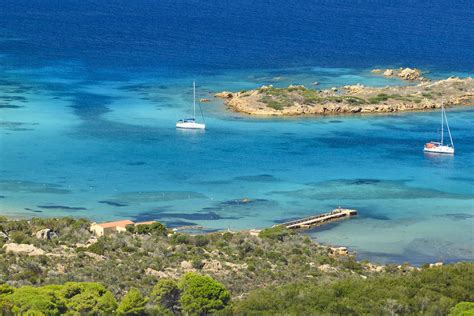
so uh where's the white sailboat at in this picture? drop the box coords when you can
[424,103,454,154]
[176,81,206,130]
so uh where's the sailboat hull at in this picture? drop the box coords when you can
[423,144,454,154]
[176,121,206,129]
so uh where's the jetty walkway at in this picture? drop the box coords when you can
[280,208,357,229]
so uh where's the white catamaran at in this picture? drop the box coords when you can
[424,103,454,154]
[176,81,206,130]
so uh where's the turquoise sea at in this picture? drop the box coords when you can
[0,0,473,264]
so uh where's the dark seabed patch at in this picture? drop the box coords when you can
[402,238,474,264]
[449,176,474,185]
[328,120,343,123]
[355,250,424,265]
[99,200,129,207]
[161,220,198,228]
[197,198,280,220]
[305,221,346,233]
[25,208,42,213]
[435,213,474,221]
[234,174,281,183]
[111,191,207,203]
[0,180,71,194]
[126,161,146,166]
[0,104,23,109]
[66,91,116,120]
[220,198,269,206]
[0,196,4,198]
[37,205,87,211]
[153,211,239,221]
[0,121,38,132]
[272,179,473,201]
[130,210,237,222]
[355,206,391,220]
[350,179,381,185]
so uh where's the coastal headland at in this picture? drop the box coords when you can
[0,216,472,314]
[215,70,474,116]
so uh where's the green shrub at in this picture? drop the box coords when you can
[9,231,30,244]
[222,232,233,242]
[0,284,14,297]
[192,259,205,270]
[258,226,292,241]
[450,302,474,315]
[1,285,65,315]
[116,288,147,316]
[193,235,209,247]
[60,282,117,314]
[151,279,180,312]
[178,272,230,314]
[173,234,191,245]
[87,240,107,255]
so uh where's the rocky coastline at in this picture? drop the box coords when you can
[215,75,474,116]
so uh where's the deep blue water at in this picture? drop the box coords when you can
[0,0,473,265]
[1,0,473,71]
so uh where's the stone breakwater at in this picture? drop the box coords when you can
[215,77,474,116]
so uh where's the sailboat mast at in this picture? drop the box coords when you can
[440,103,444,144]
[193,81,196,120]
[444,105,454,148]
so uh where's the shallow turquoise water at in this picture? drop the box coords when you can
[0,64,473,264]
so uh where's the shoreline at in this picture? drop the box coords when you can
[1,213,468,267]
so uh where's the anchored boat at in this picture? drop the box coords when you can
[424,103,454,154]
[176,81,206,130]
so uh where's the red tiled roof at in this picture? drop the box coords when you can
[94,220,134,229]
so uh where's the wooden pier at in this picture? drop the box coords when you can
[280,208,357,230]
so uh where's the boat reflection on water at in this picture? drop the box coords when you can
[423,151,455,166]
[176,127,205,135]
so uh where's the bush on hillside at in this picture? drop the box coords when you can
[178,272,231,314]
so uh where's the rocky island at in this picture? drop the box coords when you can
[215,75,474,116]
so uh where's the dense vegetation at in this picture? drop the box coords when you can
[234,263,474,315]
[0,217,473,315]
[0,273,230,315]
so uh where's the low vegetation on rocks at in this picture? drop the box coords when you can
[215,76,474,116]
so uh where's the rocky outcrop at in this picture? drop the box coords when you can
[35,228,58,240]
[344,84,365,94]
[318,264,338,273]
[180,260,194,271]
[202,259,223,272]
[83,251,105,261]
[214,91,233,99]
[365,263,385,272]
[329,246,349,257]
[398,67,422,81]
[379,67,423,81]
[3,243,46,256]
[145,267,179,279]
